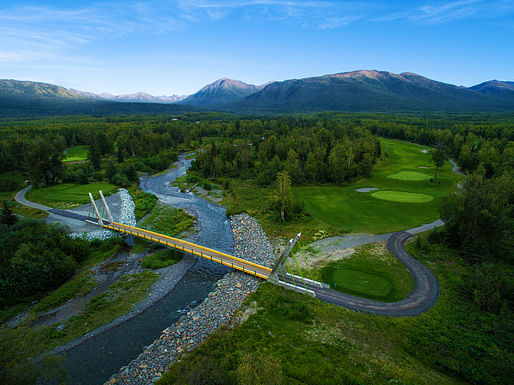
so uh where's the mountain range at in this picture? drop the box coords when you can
[1,70,513,116]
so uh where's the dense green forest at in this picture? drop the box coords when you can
[0,112,512,384]
[1,112,512,191]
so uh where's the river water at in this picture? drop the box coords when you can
[61,155,233,385]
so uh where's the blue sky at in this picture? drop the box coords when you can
[1,0,513,95]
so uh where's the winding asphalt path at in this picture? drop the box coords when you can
[15,185,100,222]
[282,231,439,316]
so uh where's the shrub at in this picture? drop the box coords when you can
[461,263,514,315]
[112,172,130,187]
[141,249,182,269]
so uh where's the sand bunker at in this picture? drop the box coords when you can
[356,187,379,192]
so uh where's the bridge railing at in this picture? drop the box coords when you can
[110,222,272,273]
[103,222,270,279]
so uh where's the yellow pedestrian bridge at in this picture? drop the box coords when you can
[102,222,273,279]
[86,190,306,290]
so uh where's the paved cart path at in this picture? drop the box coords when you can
[280,231,440,316]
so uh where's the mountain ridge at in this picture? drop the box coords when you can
[221,70,514,113]
[1,71,514,115]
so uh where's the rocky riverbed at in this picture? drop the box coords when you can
[106,213,275,385]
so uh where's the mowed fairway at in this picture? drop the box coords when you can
[294,138,461,234]
[27,182,118,209]
[63,145,89,163]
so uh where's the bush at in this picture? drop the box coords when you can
[141,249,182,269]
[186,174,199,184]
[461,263,514,315]
[0,174,23,192]
[112,172,130,187]
[237,349,283,385]
[74,169,89,184]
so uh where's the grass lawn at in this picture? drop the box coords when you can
[223,179,339,241]
[317,242,414,302]
[156,235,512,385]
[26,182,118,209]
[294,138,461,234]
[63,145,89,163]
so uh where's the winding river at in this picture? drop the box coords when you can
[61,155,233,385]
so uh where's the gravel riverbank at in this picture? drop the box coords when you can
[53,253,196,356]
[107,213,274,385]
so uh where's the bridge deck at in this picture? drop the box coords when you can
[103,222,272,279]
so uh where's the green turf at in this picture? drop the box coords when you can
[294,138,461,234]
[318,242,414,302]
[26,182,118,209]
[387,171,432,181]
[329,268,392,296]
[371,190,433,203]
[63,145,89,163]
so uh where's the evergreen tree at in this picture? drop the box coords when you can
[0,201,17,226]
[88,143,101,171]
[431,143,446,183]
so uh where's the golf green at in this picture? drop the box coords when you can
[387,171,431,181]
[371,191,433,203]
[328,268,392,297]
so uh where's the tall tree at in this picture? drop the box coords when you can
[431,143,446,183]
[276,171,292,222]
[88,143,101,171]
[28,141,63,187]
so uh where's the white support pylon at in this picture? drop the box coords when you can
[88,192,104,226]
[99,190,114,223]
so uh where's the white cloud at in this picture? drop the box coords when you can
[377,0,514,24]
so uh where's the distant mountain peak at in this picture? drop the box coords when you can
[200,78,258,91]
[469,80,514,99]
[181,78,263,107]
